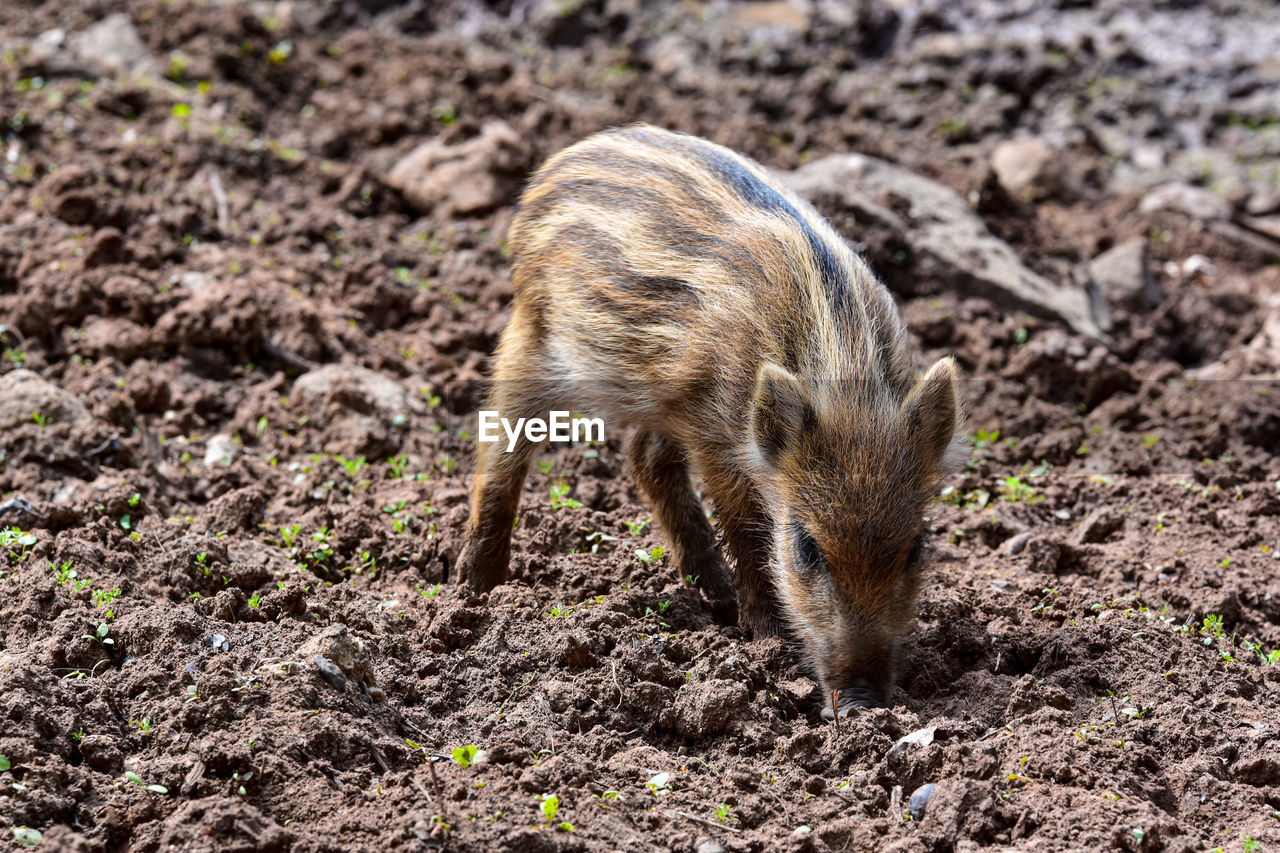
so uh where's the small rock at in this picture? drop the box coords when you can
[202,434,242,468]
[1139,182,1231,221]
[1076,508,1124,544]
[889,725,937,760]
[1238,213,1280,243]
[990,137,1058,199]
[907,782,936,821]
[787,826,817,853]
[1004,532,1033,556]
[290,365,423,457]
[0,369,91,430]
[68,14,158,80]
[313,655,347,690]
[299,625,379,690]
[695,839,729,853]
[1246,186,1280,216]
[386,121,528,218]
[1087,237,1160,312]
[786,154,1104,338]
[206,634,230,652]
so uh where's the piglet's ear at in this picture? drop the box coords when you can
[901,357,962,468]
[751,363,812,465]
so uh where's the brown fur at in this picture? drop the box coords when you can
[457,125,964,709]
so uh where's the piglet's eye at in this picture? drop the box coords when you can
[791,523,825,575]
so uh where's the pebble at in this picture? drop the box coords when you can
[313,654,347,690]
[908,782,937,821]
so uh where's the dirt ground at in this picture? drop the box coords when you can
[2,1,1280,850]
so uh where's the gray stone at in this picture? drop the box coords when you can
[1087,237,1160,311]
[290,365,424,457]
[1076,508,1124,544]
[990,137,1059,199]
[785,154,1105,339]
[32,14,160,80]
[386,121,527,217]
[907,782,937,821]
[300,625,378,690]
[1139,182,1231,221]
[313,655,347,690]
[0,370,91,430]
[889,724,938,760]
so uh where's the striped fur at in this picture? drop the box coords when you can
[457,125,964,710]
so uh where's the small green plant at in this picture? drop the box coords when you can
[267,40,292,64]
[247,594,262,609]
[550,483,582,511]
[12,827,40,849]
[582,530,617,553]
[417,583,442,600]
[452,745,484,768]
[133,717,153,734]
[91,587,121,608]
[386,455,409,478]
[336,455,368,477]
[625,518,651,536]
[540,793,573,831]
[83,623,114,648]
[712,802,737,824]
[973,428,1000,450]
[635,545,664,565]
[439,455,458,474]
[32,411,48,427]
[646,772,672,797]
[998,475,1039,503]
[124,770,168,794]
[536,460,555,476]
[0,754,10,771]
[598,790,624,809]
[1,527,36,564]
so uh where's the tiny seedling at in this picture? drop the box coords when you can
[635,545,664,566]
[646,772,672,797]
[12,828,40,849]
[536,460,555,476]
[625,518,651,536]
[92,587,121,608]
[452,745,485,768]
[32,411,48,427]
[133,717,153,734]
[0,754,10,771]
[124,771,168,794]
[713,802,737,824]
[386,455,410,478]
[540,793,573,831]
[83,623,114,647]
[549,483,582,511]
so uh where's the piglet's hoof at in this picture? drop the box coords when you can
[821,684,883,719]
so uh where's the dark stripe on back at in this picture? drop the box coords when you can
[625,129,859,323]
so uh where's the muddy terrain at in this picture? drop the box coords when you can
[2,0,1280,850]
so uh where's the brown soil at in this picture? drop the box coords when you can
[2,1,1279,851]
